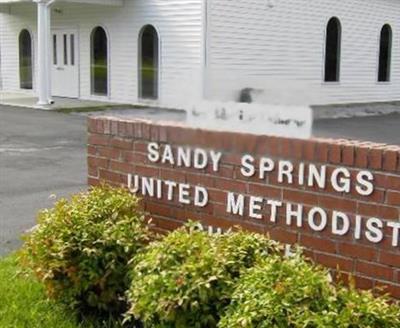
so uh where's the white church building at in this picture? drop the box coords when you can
[0,0,399,108]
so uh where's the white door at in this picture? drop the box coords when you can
[52,29,79,98]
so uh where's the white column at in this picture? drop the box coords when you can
[35,0,49,106]
[46,6,53,103]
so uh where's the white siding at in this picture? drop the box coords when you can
[206,0,400,105]
[0,0,203,107]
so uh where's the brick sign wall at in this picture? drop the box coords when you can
[87,116,400,297]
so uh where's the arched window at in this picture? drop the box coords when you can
[378,24,392,82]
[139,25,159,100]
[91,26,108,96]
[19,29,33,90]
[324,17,341,82]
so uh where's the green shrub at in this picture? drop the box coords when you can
[20,185,151,316]
[218,253,400,328]
[126,223,280,328]
[314,286,400,327]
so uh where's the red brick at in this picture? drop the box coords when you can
[342,144,355,166]
[87,156,109,169]
[338,243,377,261]
[160,169,186,183]
[88,145,97,156]
[267,228,298,244]
[88,177,100,186]
[355,146,369,168]
[99,169,124,184]
[134,165,159,178]
[110,138,133,150]
[315,253,353,272]
[98,147,121,160]
[315,141,329,163]
[383,149,399,171]
[87,117,98,133]
[353,276,374,290]
[214,178,247,193]
[292,140,306,160]
[248,183,282,200]
[146,202,172,218]
[329,143,342,164]
[368,148,383,170]
[356,261,394,281]
[304,141,316,161]
[110,161,133,173]
[318,195,356,213]
[387,191,400,206]
[300,234,336,253]
[88,134,110,146]
[380,252,400,267]
[186,173,215,188]
[283,189,318,206]
[208,189,228,204]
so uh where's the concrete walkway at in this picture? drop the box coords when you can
[0,91,120,110]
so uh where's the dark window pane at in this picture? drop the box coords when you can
[378,25,392,82]
[53,34,57,65]
[91,27,108,95]
[19,29,33,89]
[324,17,341,82]
[139,25,159,99]
[70,34,75,66]
[63,34,68,65]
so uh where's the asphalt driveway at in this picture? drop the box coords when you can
[0,105,87,256]
[0,104,399,256]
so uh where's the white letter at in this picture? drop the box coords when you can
[147,142,160,162]
[127,174,139,193]
[259,157,275,179]
[387,221,400,247]
[249,196,263,220]
[355,215,362,240]
[298,163,305,186]
[286,203,303,227]
[194,148,208,169]
[226,193,245,216]
[278,161,294,184]
[142,177,155,197]
[308,164,326,189]
[194,186,208,207]
[162,145,175,165]
[356,171,374,196]
[365,218,384,244]
[241,155,256,177]
[308,207,328,232]
[210,151,223,172]
[331,167,351,193]
[267,200,282,223]
[165,180,177,201]
[332,211,350,236]
[178,184,191,205]
[177,147,191,168]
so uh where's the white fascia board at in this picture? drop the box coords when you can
[0,0,123,5]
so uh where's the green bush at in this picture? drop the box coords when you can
[126,223,280,328]
[20,186,151,316]
[315,286,400,327]
[218,253,400,328]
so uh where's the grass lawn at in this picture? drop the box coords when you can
[0,254,94,328]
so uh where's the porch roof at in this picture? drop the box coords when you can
[0,0,123,5]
